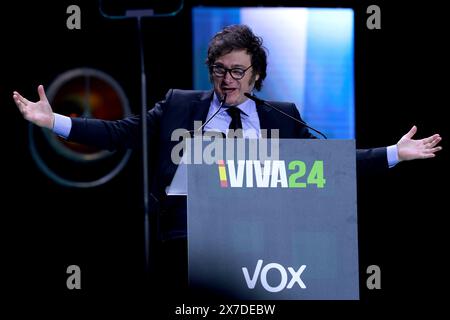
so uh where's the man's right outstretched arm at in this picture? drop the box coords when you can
[13,85,163,151]
[13,85,55,130]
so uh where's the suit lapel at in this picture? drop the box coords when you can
[187,90,214,131]
[256,102,275,138]
[162,91,213,192]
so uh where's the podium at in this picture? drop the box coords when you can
[170,138,359,300]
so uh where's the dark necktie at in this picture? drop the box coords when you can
[226,107,243,138]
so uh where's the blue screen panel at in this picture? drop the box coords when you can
[192,7,354,139]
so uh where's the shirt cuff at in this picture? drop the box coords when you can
[387,144,399,168]
[52,113,72,139]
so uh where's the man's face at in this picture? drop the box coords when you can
[211,49,260,106]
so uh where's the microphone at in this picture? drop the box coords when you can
[244,92,327,139]
[192,93,227,135]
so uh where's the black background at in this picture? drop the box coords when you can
[1,0,447,316]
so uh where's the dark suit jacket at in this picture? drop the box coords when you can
[69,89,388,239]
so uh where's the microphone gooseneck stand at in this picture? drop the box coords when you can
[244,93,328,139]
[99,1,185,273]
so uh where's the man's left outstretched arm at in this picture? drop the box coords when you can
[396,125,442,162]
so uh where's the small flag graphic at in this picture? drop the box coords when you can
[218,160,228,187]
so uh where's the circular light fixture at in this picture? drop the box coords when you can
[29,68,133,188]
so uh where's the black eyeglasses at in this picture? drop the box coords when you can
[211,64,253,80]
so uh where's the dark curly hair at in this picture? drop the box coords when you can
[206,24,267,91]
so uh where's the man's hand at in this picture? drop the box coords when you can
[13,85,54,129]
[397,126,442,161]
